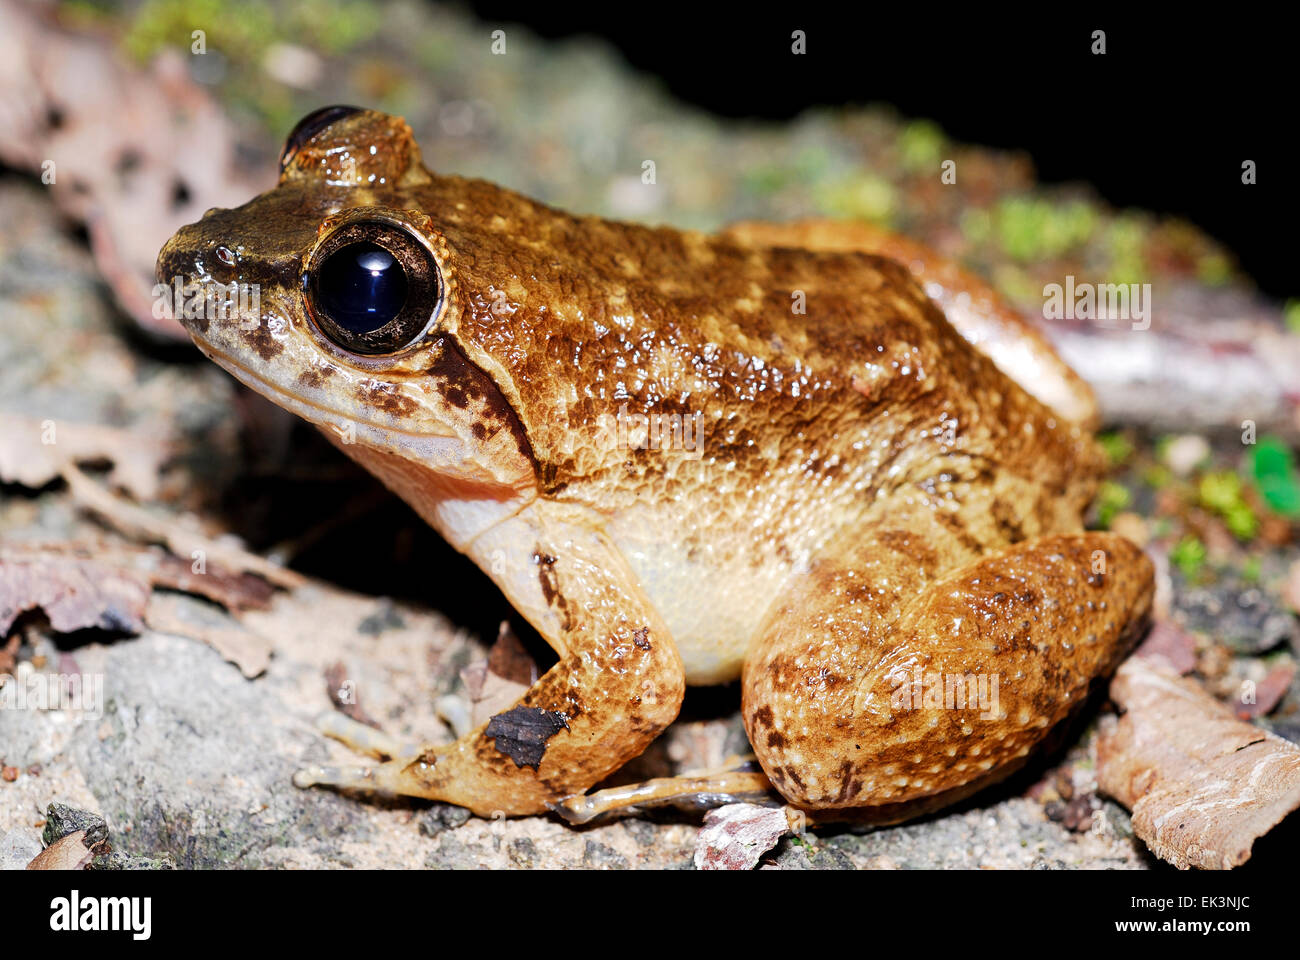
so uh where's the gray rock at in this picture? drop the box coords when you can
[582,839,629,870]
[0,827,43,870]
[43,802,108,847]
[419,803,472,837]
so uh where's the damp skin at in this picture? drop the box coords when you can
[156,108,1152,819]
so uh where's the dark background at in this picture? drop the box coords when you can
[468,6,1292,299]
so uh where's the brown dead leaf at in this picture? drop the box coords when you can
[1,540,280,672]
[0,0,270,337]
[461,621,537,727]
[145,591,271,678]
[694,803,790,870]
[1097,658,1300,869]
[26,830,93,870]
[0,550,151,635]
[324,661,380,728]
[1235,662,1297,719]
[1132,620,1198,675]
[487,621,539,687]
[1285,559,1300,617]
[62,463,304,590]
[0,413,172,501]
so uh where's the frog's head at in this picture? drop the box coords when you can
[156,107,535,506]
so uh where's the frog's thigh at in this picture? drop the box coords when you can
[742,527,1152,810]
[721,218,1098,428]
[298,511,686,817]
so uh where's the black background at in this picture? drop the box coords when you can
[468,6,1292,298]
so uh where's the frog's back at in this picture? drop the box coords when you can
[425,178,1101,683]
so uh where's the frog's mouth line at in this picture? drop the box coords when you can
[192,339,458,442]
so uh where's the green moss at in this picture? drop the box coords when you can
[994,196,1097,262]
[742,165,791,197]
[1097,430,1135,468]
[897,119,946,173]
[1141,464,1174,490]
[813,174,896,224]
[1170,535,1207,579]
[1285,299,1300,335]
[1240,555,1262,584]
[1096,480,1132,528]
[1198,470,1258,540]
[1102,215,1149,285]
[1196,252,1233,287]
[959,208,992,245]
[124,0,278,63]
[287,0,382,54]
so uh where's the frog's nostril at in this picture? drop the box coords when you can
[279,104,365,173]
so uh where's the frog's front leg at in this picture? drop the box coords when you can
[295,507,686,817]
[742,509,1152,812]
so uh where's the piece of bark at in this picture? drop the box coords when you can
[483,707,568,770]
[1097,658,1300,869]
[694,803,791,871]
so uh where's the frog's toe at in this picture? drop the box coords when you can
[292,754,438,798]
[312,710,422,761]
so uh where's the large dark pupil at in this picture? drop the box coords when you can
[316,241,408,334]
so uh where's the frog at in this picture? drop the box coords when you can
[156,107,1153,823]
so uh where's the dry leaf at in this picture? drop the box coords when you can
[0,635,17,673]
[1285,559,1300,617]
[3,540,272,612]
[1097,658,1300,869]
[62,463,304,590]
[0,413,172,501]
[694,803,790,871]
[1234,662,1297,719]
[0,551,151,635]
[0,0,269,337]
[324,661,380,728]
[26,830,93,871]
[461,622,537,727]
[1132,620,1198,675]
[145,591,271,679]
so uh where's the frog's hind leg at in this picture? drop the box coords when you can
[293,510,687,818]
[720,219,1098,429]
[741,510,1152,814]
[550,754,777,825]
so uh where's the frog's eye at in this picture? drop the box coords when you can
[304,220,442,355]
[279,105,363,173]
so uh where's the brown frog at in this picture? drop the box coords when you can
[157,107,1152,822]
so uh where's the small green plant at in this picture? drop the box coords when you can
[1170,535,1207,580]
[1097,431,1135,468]
[1198,470,1258,541]
[1095,480,1132,529]
[1249,436,1300,517]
